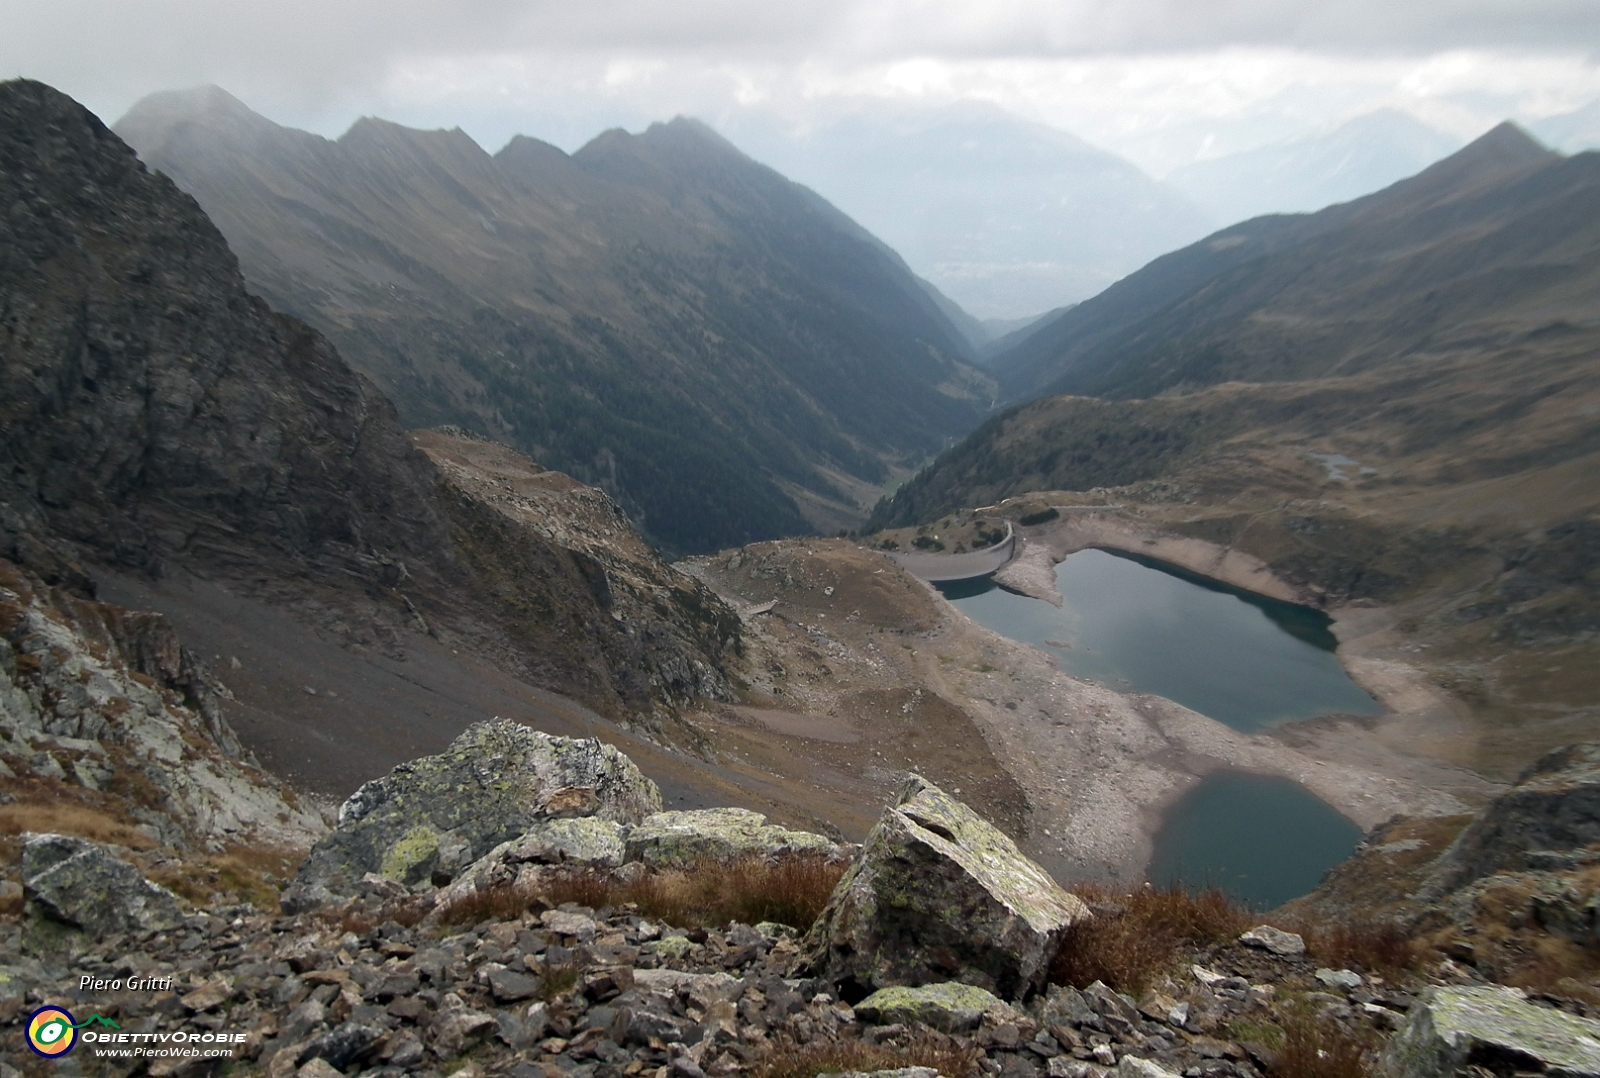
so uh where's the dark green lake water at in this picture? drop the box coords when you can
[935,547,1376,906]
[1148,771,1364,909]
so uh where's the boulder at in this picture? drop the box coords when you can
[288,722,661,903]
[1377,985,1600,1078]
[803,774,1089,1001]
[625,807,843,867]
[21,833,184,937]
[1420,743,1600,898]
[1238,925,1304,957]
[854,982,1025,1033]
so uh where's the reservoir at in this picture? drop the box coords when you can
[936,547,1377,905]
[936,548,1379,733]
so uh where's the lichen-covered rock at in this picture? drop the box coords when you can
[22,833,184,937]
[626,807,843,867]
[855,982,1024,1033]
[1420,744,1600,898]
[288,722,661,903]
[803,774,1089,1001]
[1377,985,1600,1078]
[1238,926,1305,957]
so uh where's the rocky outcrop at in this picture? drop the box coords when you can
[624,807,844,868]
[0,558,324,849]
[804,774,1089,1001]
[22,834,184,936]
[1420,743,1600,899]
[288,722,662,905]
[1377,985,1600,1078]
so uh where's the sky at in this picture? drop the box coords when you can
[4,1,1600,178]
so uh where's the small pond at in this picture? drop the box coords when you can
[935,547,1378,905]
[1147,771,1365,909]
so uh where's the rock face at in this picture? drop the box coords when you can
[22,834,184,936]
[0,79,737,731]
[625,807,844,868]
[1421,743,1600,899]
[290,722,662,902]
[1378,985,1600,1078]
[0,559,324,849]
[804,774,1089,1001]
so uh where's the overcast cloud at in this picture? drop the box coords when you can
[3,0,1598,172]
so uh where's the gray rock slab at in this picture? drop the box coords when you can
[1378,985,1600,1078]
[289,721,661,901]
[22,833,184,937]
[804,774,1089,1001]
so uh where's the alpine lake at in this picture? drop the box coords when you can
[937,547,1377,909]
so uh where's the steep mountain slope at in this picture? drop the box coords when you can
[872,125,1600,777]
[991,123,1569,404]
[0,78,737,740]
[114,88,990,552]
[1167,110,1462,226]
[727,103,1215,320]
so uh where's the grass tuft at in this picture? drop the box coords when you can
[748,1030,981,1078]
[1271,1010,1374,1078]
[1302,921,1420,977]
[1051,883,1253,993]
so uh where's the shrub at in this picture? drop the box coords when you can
[435,855,846,932]
[1050,883,1252,993]
[1302,921,1419,977]
[1271,1010,1374,1078]
[1018,508,1059,526]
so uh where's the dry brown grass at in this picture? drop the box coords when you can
[748,1030,981,1078]
[1270,1011,1375,1078]
[436,856,845,931]
[1302,921,1421,977]
[148,843,306,909]
[0,797,156,852]
[1051,883,1253,993]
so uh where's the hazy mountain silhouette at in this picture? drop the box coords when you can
[1167,109,1462,225]
[725,103,1214,321]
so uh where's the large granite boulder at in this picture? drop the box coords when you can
[288,722,661,906]
[1420,743,1600,899]
[803,774,1089,1002]
[625,807,844,867]
[1377,985,1600,1077]
[22,833,184,937]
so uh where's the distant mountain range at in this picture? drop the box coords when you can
[115,87,992,554]
[723,104,1216,322]
[1166,109,1463,226]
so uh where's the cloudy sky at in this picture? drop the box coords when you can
[4,1,1599,175]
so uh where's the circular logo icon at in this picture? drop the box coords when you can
[28,1005,78,1057]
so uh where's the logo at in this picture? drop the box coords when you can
[27,1007,121,1057]
[28,1006,78,1057]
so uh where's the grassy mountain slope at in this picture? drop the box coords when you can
[114,88,990,553]
[991,124,1567,404]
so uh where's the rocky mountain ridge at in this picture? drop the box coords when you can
[114,87,993,552]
